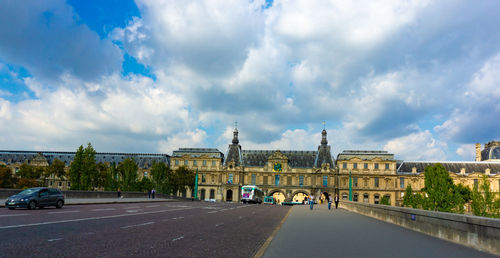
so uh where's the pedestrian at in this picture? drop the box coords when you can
[148,189,151,199]
[328,195,332,210]
[152,188,156,199]
[117,188,121,198]
[309,194,315,210]
[334,194,340,209]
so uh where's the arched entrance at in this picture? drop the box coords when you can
[226,189,233,202]
[268,190,286,204]
[291,190,310,204]
[321,191,330,204]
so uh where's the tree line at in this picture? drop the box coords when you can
[0,143,195,195]
[403,163,500,218]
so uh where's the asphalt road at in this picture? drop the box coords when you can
[0,201,290,258]
[262,204,497,258]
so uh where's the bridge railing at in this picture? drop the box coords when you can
[340,200,500,256]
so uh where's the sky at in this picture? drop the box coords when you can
[0,0,499,161]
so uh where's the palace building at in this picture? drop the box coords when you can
[1,129,499,206]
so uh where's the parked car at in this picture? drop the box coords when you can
[5,187,65,210]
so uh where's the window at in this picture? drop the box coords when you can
[299,176,304,186]
[385,163,390,170]
[212,160,216,166]
[374,163,379,169]
[275,175,280,186]
[374,177,379,188]
[210,189,215,199]
[251,174,256,185]
[175,160,179,165]
[202,174,206,183]
[353,163,358,169]
[353,193,358,202]
[364,163,368,169]
[287,176,292,185]
[68,182,71,187]
[193,160,197,166]
[263,176,268,185]
[228,173,233,184]
[363,193,369,203]
[374,194,380,204]
[343,162,347,169]
[184,160,188,166]
[353,177,358,187]
[400,178,405,188]
[202,160,207,166]
[323,176,328,187]
[342,193,348,200]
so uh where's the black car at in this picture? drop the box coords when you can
[5,187,65,210]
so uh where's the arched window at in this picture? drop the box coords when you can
[200,189,206,200]
[353,193,359,202]
[363,193,369,203]
[210,189,215,199]
[341,193,348,200]
[374,194,380,204]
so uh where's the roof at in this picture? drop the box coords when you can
[172,148,224,159]
[397,161,500,175]
[0,150,170,168]
[242,150,318,168]
[337,150,395,161]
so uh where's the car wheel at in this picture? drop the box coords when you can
[8,207,15,210]
[28,201,36,210]
[56,200,63,209]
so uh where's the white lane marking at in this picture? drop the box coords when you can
[121,221,155,229]
[215,223,224,227]
[207,211,217,214]
[239,216,244,219]
[126,210,140,213]
[123,206,140,209]
[172,236,184,242]
[0,207,195,230]
[0,214,29,217]
[48,238,62,242]
[145,205,160,208]
[91,208,116,211]
[220,209,228,211]
[47,211,80,214]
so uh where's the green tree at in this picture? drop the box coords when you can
[136,176,154,192]
[69,145,84,190]
[151,162,170,193]
[380,195,390,205]
[421,163,457,212]
[0,165,15,188]
[81,143,98,190]
[117,158,138,191]
[453,183,472,214]
[167,166,195,195]
[471,175,500,218]
[45,159,67,179]
[403,184,422,208]
[17,164,43,179]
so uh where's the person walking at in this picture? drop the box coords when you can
[328,195,332,210]
[151,188,156,199]
[309,194,315,210]
[334,194,340,209]
[148,189,152,199]
[117,188,121,198]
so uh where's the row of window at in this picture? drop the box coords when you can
[174,159,217,167]
[342,162,391,170]
[341,192,391,204]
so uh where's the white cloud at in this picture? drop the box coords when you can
[158,129,208,154]
[456,144,475,161]
[384,130,447,160]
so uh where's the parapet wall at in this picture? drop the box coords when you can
[340,201,500,255]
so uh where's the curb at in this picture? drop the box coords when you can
[253,206,293,258]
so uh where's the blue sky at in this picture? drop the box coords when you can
[0,0,499,161]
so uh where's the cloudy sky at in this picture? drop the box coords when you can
[0,0,499,161]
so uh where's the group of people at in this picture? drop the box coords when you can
[309,193,339,210]
[148,189,156,199]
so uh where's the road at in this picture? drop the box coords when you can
[0,201,290,257]
[262,204,497,258]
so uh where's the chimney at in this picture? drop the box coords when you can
[475,143,481,162]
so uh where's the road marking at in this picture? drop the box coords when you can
[123,206,140,209]
[145,205,160,208]
[47,211,80,214]
[0,207,195,230]
[215,223,224,227]
[121,222,155,229]
[207,211,217,214]
[91,208,116,211]
[0,214,29,217]
[171,216,184,220]
[220,209,228,211]
[172,236,184,242]
[48,238,62,242]
[126,210,140,213]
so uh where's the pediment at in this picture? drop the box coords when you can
[268,150,288,162]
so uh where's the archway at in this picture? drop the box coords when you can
[226,189,233,202]
[320,191,330,204]
[291,190,310,204]
[268,190,286,204]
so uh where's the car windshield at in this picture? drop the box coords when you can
[18,188,39,195]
